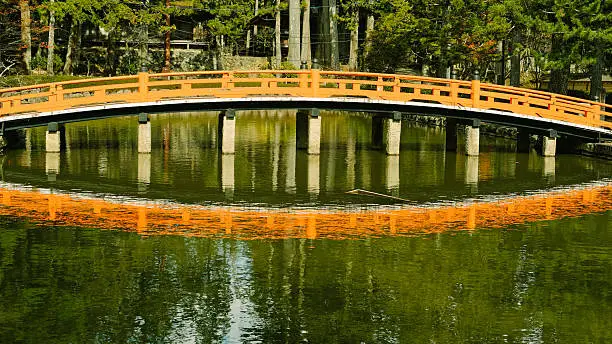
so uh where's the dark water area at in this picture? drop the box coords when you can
[0,112,611,343]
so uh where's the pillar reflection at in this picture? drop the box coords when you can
[346,130,356,190]
[221,154,235,200]
[307,155,320,198]
[46,152,60,181]
[272,122,281,191]
[385,155,400,195]
[543,156,555,182]
[137,153,151,191]
[286,129,297,194]
[465,156,479,193]
[444,151,458,186]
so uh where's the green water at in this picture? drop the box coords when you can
[0,112,611,343]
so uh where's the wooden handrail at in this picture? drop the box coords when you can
[0,70,610,131]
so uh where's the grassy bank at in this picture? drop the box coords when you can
[0,75,92,89]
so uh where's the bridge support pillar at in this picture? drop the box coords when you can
[46,122,63,153]
[138,114,151,154]
[541,130,557,157]
[372,112,402,155]
[465,119,480,156]
[517,129,531,153]
[445,118,458,151]
[296,109,321,155]
[218,109,236,154]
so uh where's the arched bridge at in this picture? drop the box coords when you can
[1,70,611,156]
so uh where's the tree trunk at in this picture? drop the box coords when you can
[496,40,504,85]
[301,0,311,67]
[548,34,569,95]
[104,30,118,76]
[348,7,359,71]
[254,0,259,36]
[139,12,148,69]
[19,0,31,74]
[364,2,374,70]
[63,19,80,75]
[317,0,330,66]
[163,0,171,72]
[274,0,281,68]
[510,30,521,87]
[47,0,55,75]
[590,43,603,101]
[328,0,339,70]
[288,0,301,68]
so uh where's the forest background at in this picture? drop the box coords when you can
[0,0,610,101]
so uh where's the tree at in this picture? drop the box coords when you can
[301,0,311,67]
[328,0,339,70]
[274,0,281,68]
[46,0,55,75]
[19,0,31,74]
[288,0,300,67]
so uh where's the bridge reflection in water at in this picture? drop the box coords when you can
[1,183,610,240]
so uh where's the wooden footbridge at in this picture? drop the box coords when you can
[1,70,611,156]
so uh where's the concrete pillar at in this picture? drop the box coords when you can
[372,112,402,155]
[138,113,152,154]
[221,154,235,200]
[46,122,62,153]
[517,129,531,153]
[385,155,400,195]
[445,118,458,151]
[296,109,321,155]
[383,112,402,155]
[465,119,480,156]
[541,130,557,157]
[218,109,236,154]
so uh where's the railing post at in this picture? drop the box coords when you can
[591,97,601,125]
[450,81,459,105]
[311,69,320,97]
[393,77,400,96]
[222,72,234,89]
[138,72,148,101]
[547,95,557,116]
[471,71,480,108]
[55,84,63,104]
[48,84,56,107]
[377,76,384,93]
[299,71,308,91]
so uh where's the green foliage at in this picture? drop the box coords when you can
[31,54,63,74]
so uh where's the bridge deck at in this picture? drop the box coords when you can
[1,70,611,138]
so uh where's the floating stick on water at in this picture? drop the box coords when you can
[346,189,411,203]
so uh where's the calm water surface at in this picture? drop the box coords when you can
[0,112,611,343]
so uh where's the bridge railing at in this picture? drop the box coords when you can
[1,70,610,131]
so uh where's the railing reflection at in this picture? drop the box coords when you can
[0,183,611,240]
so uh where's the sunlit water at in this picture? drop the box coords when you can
[0,112,611,343]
